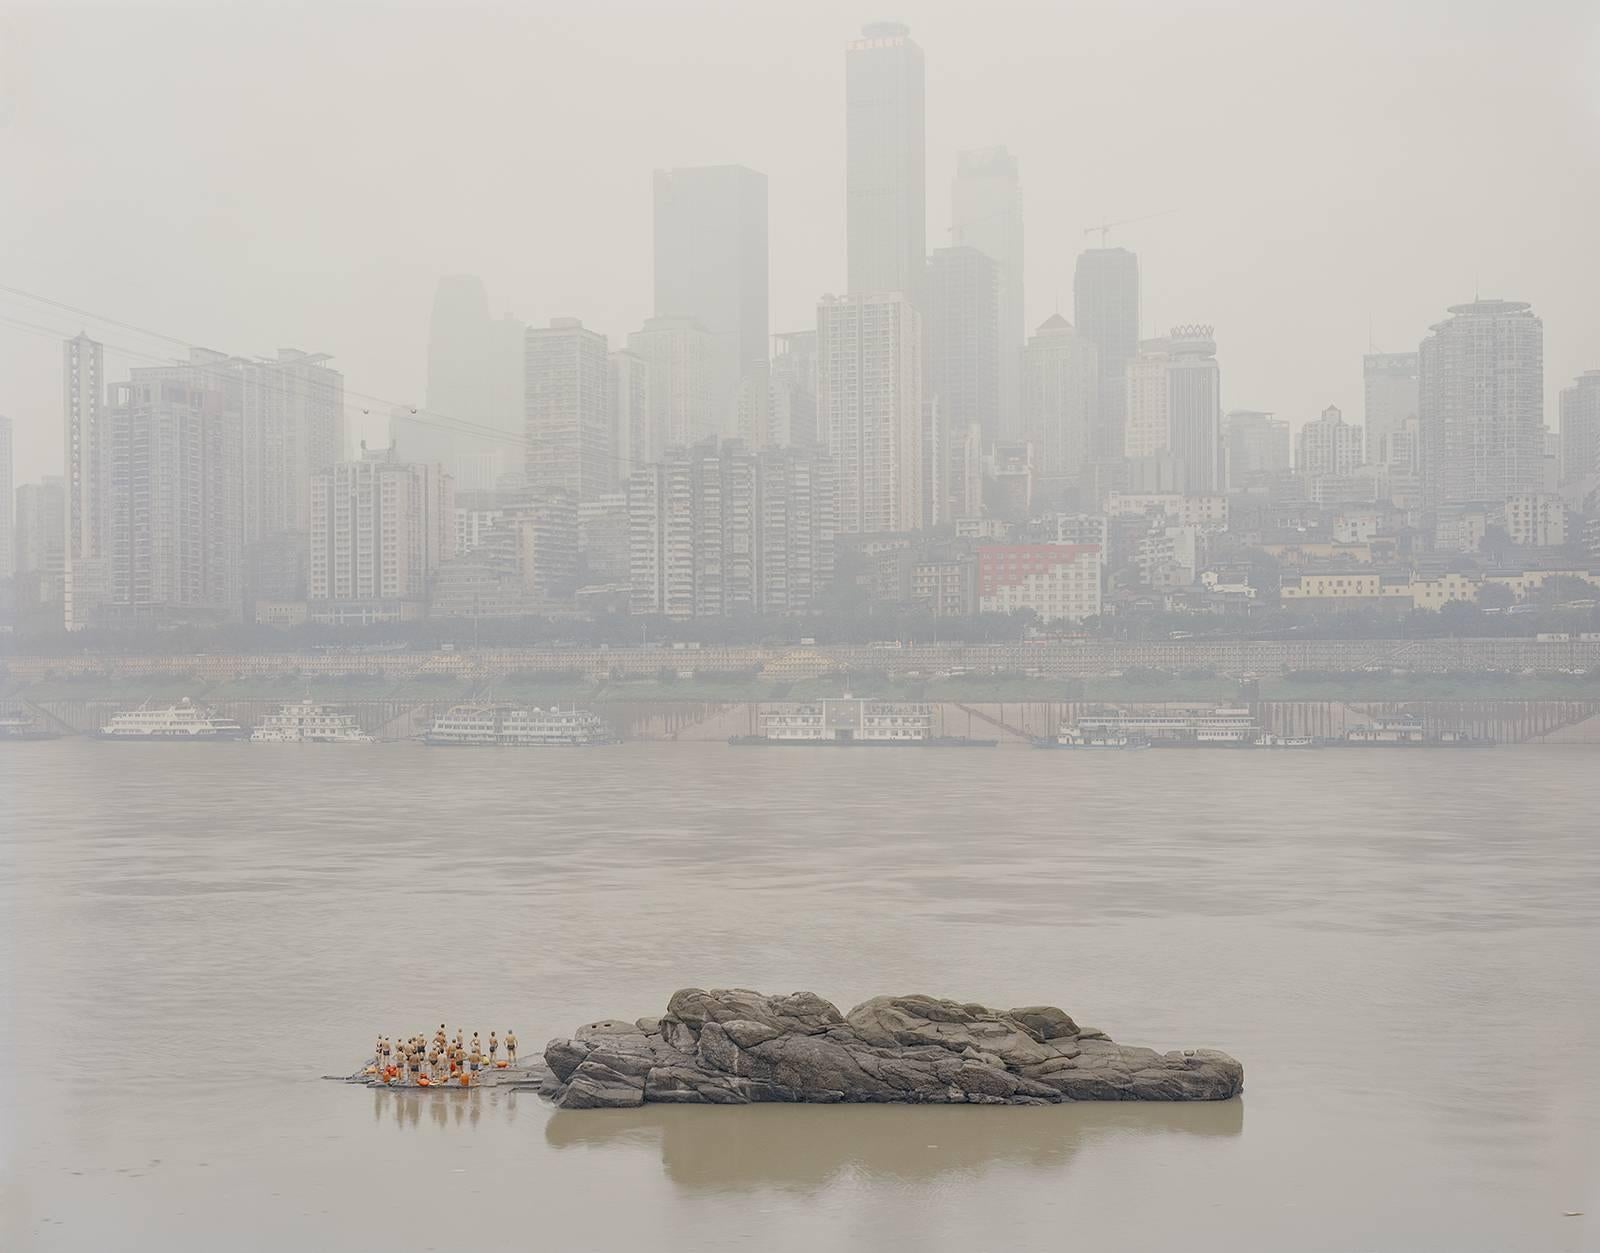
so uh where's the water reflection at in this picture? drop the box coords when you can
[544,1100,1243,1191]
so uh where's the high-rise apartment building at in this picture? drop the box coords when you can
[760,330,819,449]
[1297,405,1364,477]
[925,247,1000,474]
[308,445,454,623]
[1123,337,1171,460]
[845,22,925,300]
[653,165,769,433]
[1166,327,1222,494]
[1419,299,1543,508]
[626,315,718,457]
[63,333,106,629]
[625,440,837,619]
[0,416,11,579]
[102,351,244,623]
[1560,370,1600,485]
[14,476,66,616]
[1074,248,1140,458]
[1223,410,1291,490]
[609,349,651,470]
[952,147,1023,435]
[1020,315,1099,486]
[1362,352,1418,469]
[525,318,612,503]
[817,292,924,533]
[235,349,345,545]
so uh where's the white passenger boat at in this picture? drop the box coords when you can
[98,700,246,740]
[423,704,614,746]
[250,700,373,743]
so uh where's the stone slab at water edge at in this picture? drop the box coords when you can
[541,989,1244,1109]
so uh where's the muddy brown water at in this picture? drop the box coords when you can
[2,742,1596,1250]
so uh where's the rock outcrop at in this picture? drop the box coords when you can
[541,989,1243,1109]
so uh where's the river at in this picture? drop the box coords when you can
[1,742,1596,1250]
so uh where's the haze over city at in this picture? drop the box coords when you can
[4,0,1598,483]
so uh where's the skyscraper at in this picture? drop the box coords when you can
[818,292,924,534]
[1020,315,1099,487]
[525,318,612,503]
[1073,248,1140,459]
[422,277,527,491]
[1123,337,1171,460]
[925,245,1000,440]
[1560,370,1600,485]
[1419,299,1544,508]
[103,351,244,622]
[626,315,718,459]
[609,348,651,469]
[1362,352,1419,468]
[0,416,11,579]
[653,165,769,434]
[1166,326,1222,494]
[63,332,106,629]
[952,147,1023,435]
[14,476,66,617]
[235,349,345,544]
[845,22,925,299]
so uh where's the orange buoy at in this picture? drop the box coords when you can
[458,1073,471,1086]
[495,1060,508,1069]
[418,1075,431,1087]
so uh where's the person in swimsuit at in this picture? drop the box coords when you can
[505,1030,517,1064]
[488,1032,498,1064]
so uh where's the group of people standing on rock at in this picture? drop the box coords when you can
[372,1025,517,1086]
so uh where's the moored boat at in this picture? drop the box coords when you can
[98,699,246,740]
[423,704,614,746]
[251,700,373,743]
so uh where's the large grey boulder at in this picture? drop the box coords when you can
[541,989,1243,1110]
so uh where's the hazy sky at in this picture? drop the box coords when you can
[3,0,1598,482]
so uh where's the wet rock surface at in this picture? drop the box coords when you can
[541,989,1244,1110]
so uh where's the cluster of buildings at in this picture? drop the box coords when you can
[5,22,1600,634]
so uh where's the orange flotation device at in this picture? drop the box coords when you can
[458,1073,471,1086]
[417,1075,431,1087]
[495,1060,509,1069]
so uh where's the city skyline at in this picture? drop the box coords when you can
[3,2,1596,484]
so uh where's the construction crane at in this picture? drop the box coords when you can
[1083,209,1176,247]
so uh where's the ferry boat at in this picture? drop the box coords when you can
[98,700,246,740]
[0,711,61,741]
[250,700,373,743]
[1073,706,1262,747]
[423,704,614,746]
[730,699,996,747]
[1341,716,1490,747]
[1038,728,1150,750]
[1252,733,1317,749]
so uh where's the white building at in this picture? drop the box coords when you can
[1123,337,1171,460]
[977,542,1102,622]
[1298,405,1364,477]
[1046,513,1110,563]
[1420,299,1544,509]
[308,446,454,623]
[63,333,108,629]
[525,317,613,503]
[102,352,244,623]
[817,292,924,534]
[1500,494,1567,547]
[1167,326,1222,494]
